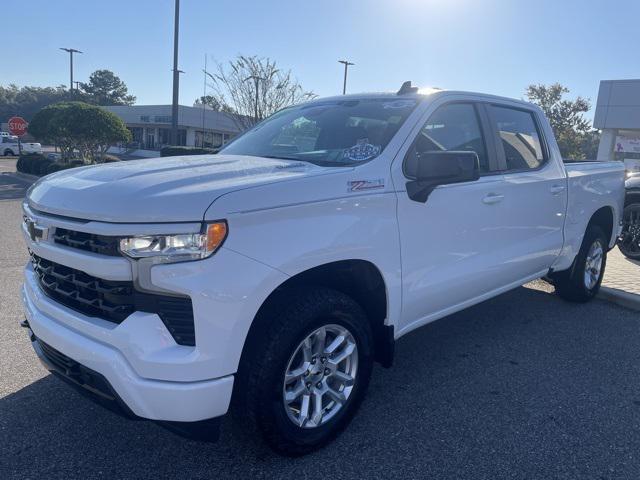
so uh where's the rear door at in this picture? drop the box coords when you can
[485,104,567,282]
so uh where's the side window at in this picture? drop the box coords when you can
[405,103,489,177]
[490,106,546,171]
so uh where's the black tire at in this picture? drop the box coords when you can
[4,149,13,156]
[233,287,374,456]
[618,200,640,260]
[554,225,608,302]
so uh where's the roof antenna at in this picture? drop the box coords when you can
[397,81,418,95]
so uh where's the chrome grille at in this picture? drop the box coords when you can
[53,228,121,256]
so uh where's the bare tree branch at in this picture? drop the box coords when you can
[205,55,316,132]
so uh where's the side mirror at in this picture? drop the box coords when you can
[406,150,480,202]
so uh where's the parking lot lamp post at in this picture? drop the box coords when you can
[60,48,82,92]
[245,75,266,124]
[171,0,181,145]
[338,60,354,95]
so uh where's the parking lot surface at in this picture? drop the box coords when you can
[2,163,640,479]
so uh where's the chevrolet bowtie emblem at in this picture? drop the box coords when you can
[24,216,48,242]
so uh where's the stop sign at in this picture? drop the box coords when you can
[8,116,28,137]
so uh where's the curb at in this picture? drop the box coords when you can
[12,171,40,183]
[598,287,640,311]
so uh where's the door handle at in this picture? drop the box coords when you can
[549,185,566,195]
[482,193,504,205]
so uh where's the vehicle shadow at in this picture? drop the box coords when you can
[0,172,30,201]
[3,284,640,479]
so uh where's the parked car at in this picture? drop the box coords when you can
[2,135,42,155]
[619,172,640,259]
[20,84,625,455]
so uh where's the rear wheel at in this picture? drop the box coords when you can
[234,287,374,456]
[554,225,608,302]
[4,149,13,156]
[618,201,640,260]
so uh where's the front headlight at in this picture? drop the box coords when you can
[119,221,227,263]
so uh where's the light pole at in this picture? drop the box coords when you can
[338,60,354,95]
[170,0,181,145]
[244,75,266,123]
[60,48,82,92]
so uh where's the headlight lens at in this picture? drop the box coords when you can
[119,222,227,263]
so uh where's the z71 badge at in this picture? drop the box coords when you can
[348,179,385,192]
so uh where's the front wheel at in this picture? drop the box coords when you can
[234,287,374,456]
[554,225,608,302]
[4,149,14,156]
[618,202,640,260]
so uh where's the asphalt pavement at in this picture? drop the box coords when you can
[2,162,640,479]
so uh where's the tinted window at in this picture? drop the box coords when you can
[491,106,545,171]
[221,98,419,166]
[406,103,488,176]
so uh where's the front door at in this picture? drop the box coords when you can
[392,100,511,334]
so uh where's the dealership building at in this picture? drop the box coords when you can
[105,104,242,152]
[594,79,640,173]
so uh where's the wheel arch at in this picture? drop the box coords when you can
[240,259,394,371]
[587,205,615,248]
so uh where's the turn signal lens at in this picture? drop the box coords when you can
[205,222,228,253]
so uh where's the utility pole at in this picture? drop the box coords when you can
[170,0,180,145]
[201,54,208,145]
[338,60,354,95]
[244,75,265,124]
[60,48,82,92]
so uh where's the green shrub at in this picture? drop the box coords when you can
[17,153,80,176]
[160,146,219,157]
[16,153,51,175]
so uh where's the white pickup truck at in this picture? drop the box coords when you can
[21,84,625,455]
[2,135,42,155]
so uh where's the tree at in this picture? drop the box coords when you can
[204,55,316,131]
[525,83,599,160]
[29,102,131,163]
[80,70,136,106]
[0,84,71,121]
[194,95,235,113]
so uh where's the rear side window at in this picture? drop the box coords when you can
[490,106,546,171]
[405,103,489,176]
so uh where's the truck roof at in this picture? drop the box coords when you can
[303,89,540,111]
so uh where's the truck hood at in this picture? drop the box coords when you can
[27,154,340,223]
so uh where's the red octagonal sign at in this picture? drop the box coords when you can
[8,116,28,137]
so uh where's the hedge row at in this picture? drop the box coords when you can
[160,146,219,157]
[17,153,78,176]
[16,153,123,176]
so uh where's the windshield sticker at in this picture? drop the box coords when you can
[348,179,385,192]
[343,139,382,162]
[382,100,417,109]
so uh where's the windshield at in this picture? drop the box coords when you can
[220,97,419,166]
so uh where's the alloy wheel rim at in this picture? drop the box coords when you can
[282,324,358,429]
[584,240,604,290]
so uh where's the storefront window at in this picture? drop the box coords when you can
[195,130,225,148]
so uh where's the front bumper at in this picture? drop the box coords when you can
[25,325,223,441]
[22,271,234,423]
